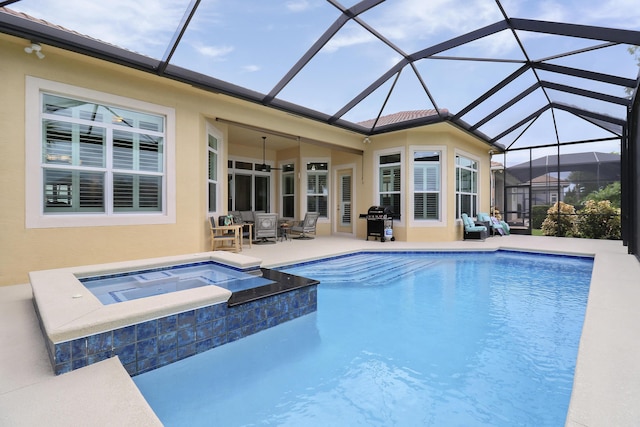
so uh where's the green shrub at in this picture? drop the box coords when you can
[576,200,621,239]
[532,205,550,229]
[541,202,577,237]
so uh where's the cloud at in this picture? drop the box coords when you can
[324,27,376,53]
[242,65,261,72]
[11,0,186,55]
[194,44,234,60]
[286,0,311,13]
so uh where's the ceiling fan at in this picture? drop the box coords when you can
[257,136,281,172]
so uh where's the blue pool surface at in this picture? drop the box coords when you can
[134,251,593,426]
[80,262,272,304]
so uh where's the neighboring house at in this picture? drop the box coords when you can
[530,174,571,205]
[0,23,495,285]
[490,152,620,229]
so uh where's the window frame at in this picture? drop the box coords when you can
[455,150,480,220]
[303,158,329,219]
[26,77,176,228]
[409,145,447,227]
[374,148,404,225]
[206,123,224,217]
[279,160,296,219]
[227,155,273,212]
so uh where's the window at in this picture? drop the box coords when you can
[456,154,479,218]
[227,159,271,212]
[26,77,176,228]
[306,162,328,217]
[281,163,295,218]
[207,126,222,214]
[378,153,401,217]
[41,94,165,214]
[413,151,441,220]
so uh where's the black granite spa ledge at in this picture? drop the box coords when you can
[227,268,319,307]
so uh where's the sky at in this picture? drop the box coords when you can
[9,0,640,163]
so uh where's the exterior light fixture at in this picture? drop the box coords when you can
[24,42,45,59]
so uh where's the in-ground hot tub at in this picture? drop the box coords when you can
[30,251,318,376]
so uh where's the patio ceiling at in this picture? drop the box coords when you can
[2,0,639,152]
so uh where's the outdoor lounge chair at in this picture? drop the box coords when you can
[253,213,278,244]
[478,212,504,236]
[290,212,319,239]
[209,217,241,252]
[461,213,488,240]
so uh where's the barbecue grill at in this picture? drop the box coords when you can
[360,205,396,242]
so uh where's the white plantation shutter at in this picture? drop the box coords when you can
[341,175,352,225]
[413,151,440,220]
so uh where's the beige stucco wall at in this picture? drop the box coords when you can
[356,125,492,242]
[0,33,493,286]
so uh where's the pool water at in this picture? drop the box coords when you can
[80,262,272,304]
[134,251,592,426]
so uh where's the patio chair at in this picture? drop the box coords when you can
[229,211,253,248]
[290,212,319,240]
[209,217,241,252]
[461,213,488,241]
[478,212,503,236]
[253,213,278,244]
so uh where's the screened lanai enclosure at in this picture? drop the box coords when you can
[1,0,639,258]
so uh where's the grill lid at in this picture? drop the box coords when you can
[367,205,394,215]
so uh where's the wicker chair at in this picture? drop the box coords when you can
[290,212,319,240]
[253,213,278,244]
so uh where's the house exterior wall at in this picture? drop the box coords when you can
[357,126,492,242]
[0,33,492,286]
[0,33,358,286]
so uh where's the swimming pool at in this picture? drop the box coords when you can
[134,250,592,426]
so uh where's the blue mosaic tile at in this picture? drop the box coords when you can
[87,332,112,354]
[196,322,213,341]
[158,315,178,334]
[113,325,136,347]
[196,338,213,354]
[226,312,243,331]
[137,337,157,359]
[196,306,215,323]
[137,319,157,340]
[177,343,196,360]
[114,343,136,365]
[212,303,228,318]
[137,356,158,374]
[227,329,243,343]
[71,338,86,359]
[55,362,71,375]
[88,350,111,364]
[72,358,87,370]
[177,326,196,346]
[123,362,137,376]
[157,349,177,367]
[211,334,228,348]
[178,310,196,329]
[157,331,177,354]
[49,280,317,377]
[55,342,71,364]
[211,318,226,336]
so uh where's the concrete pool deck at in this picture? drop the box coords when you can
[1,235,638,426]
